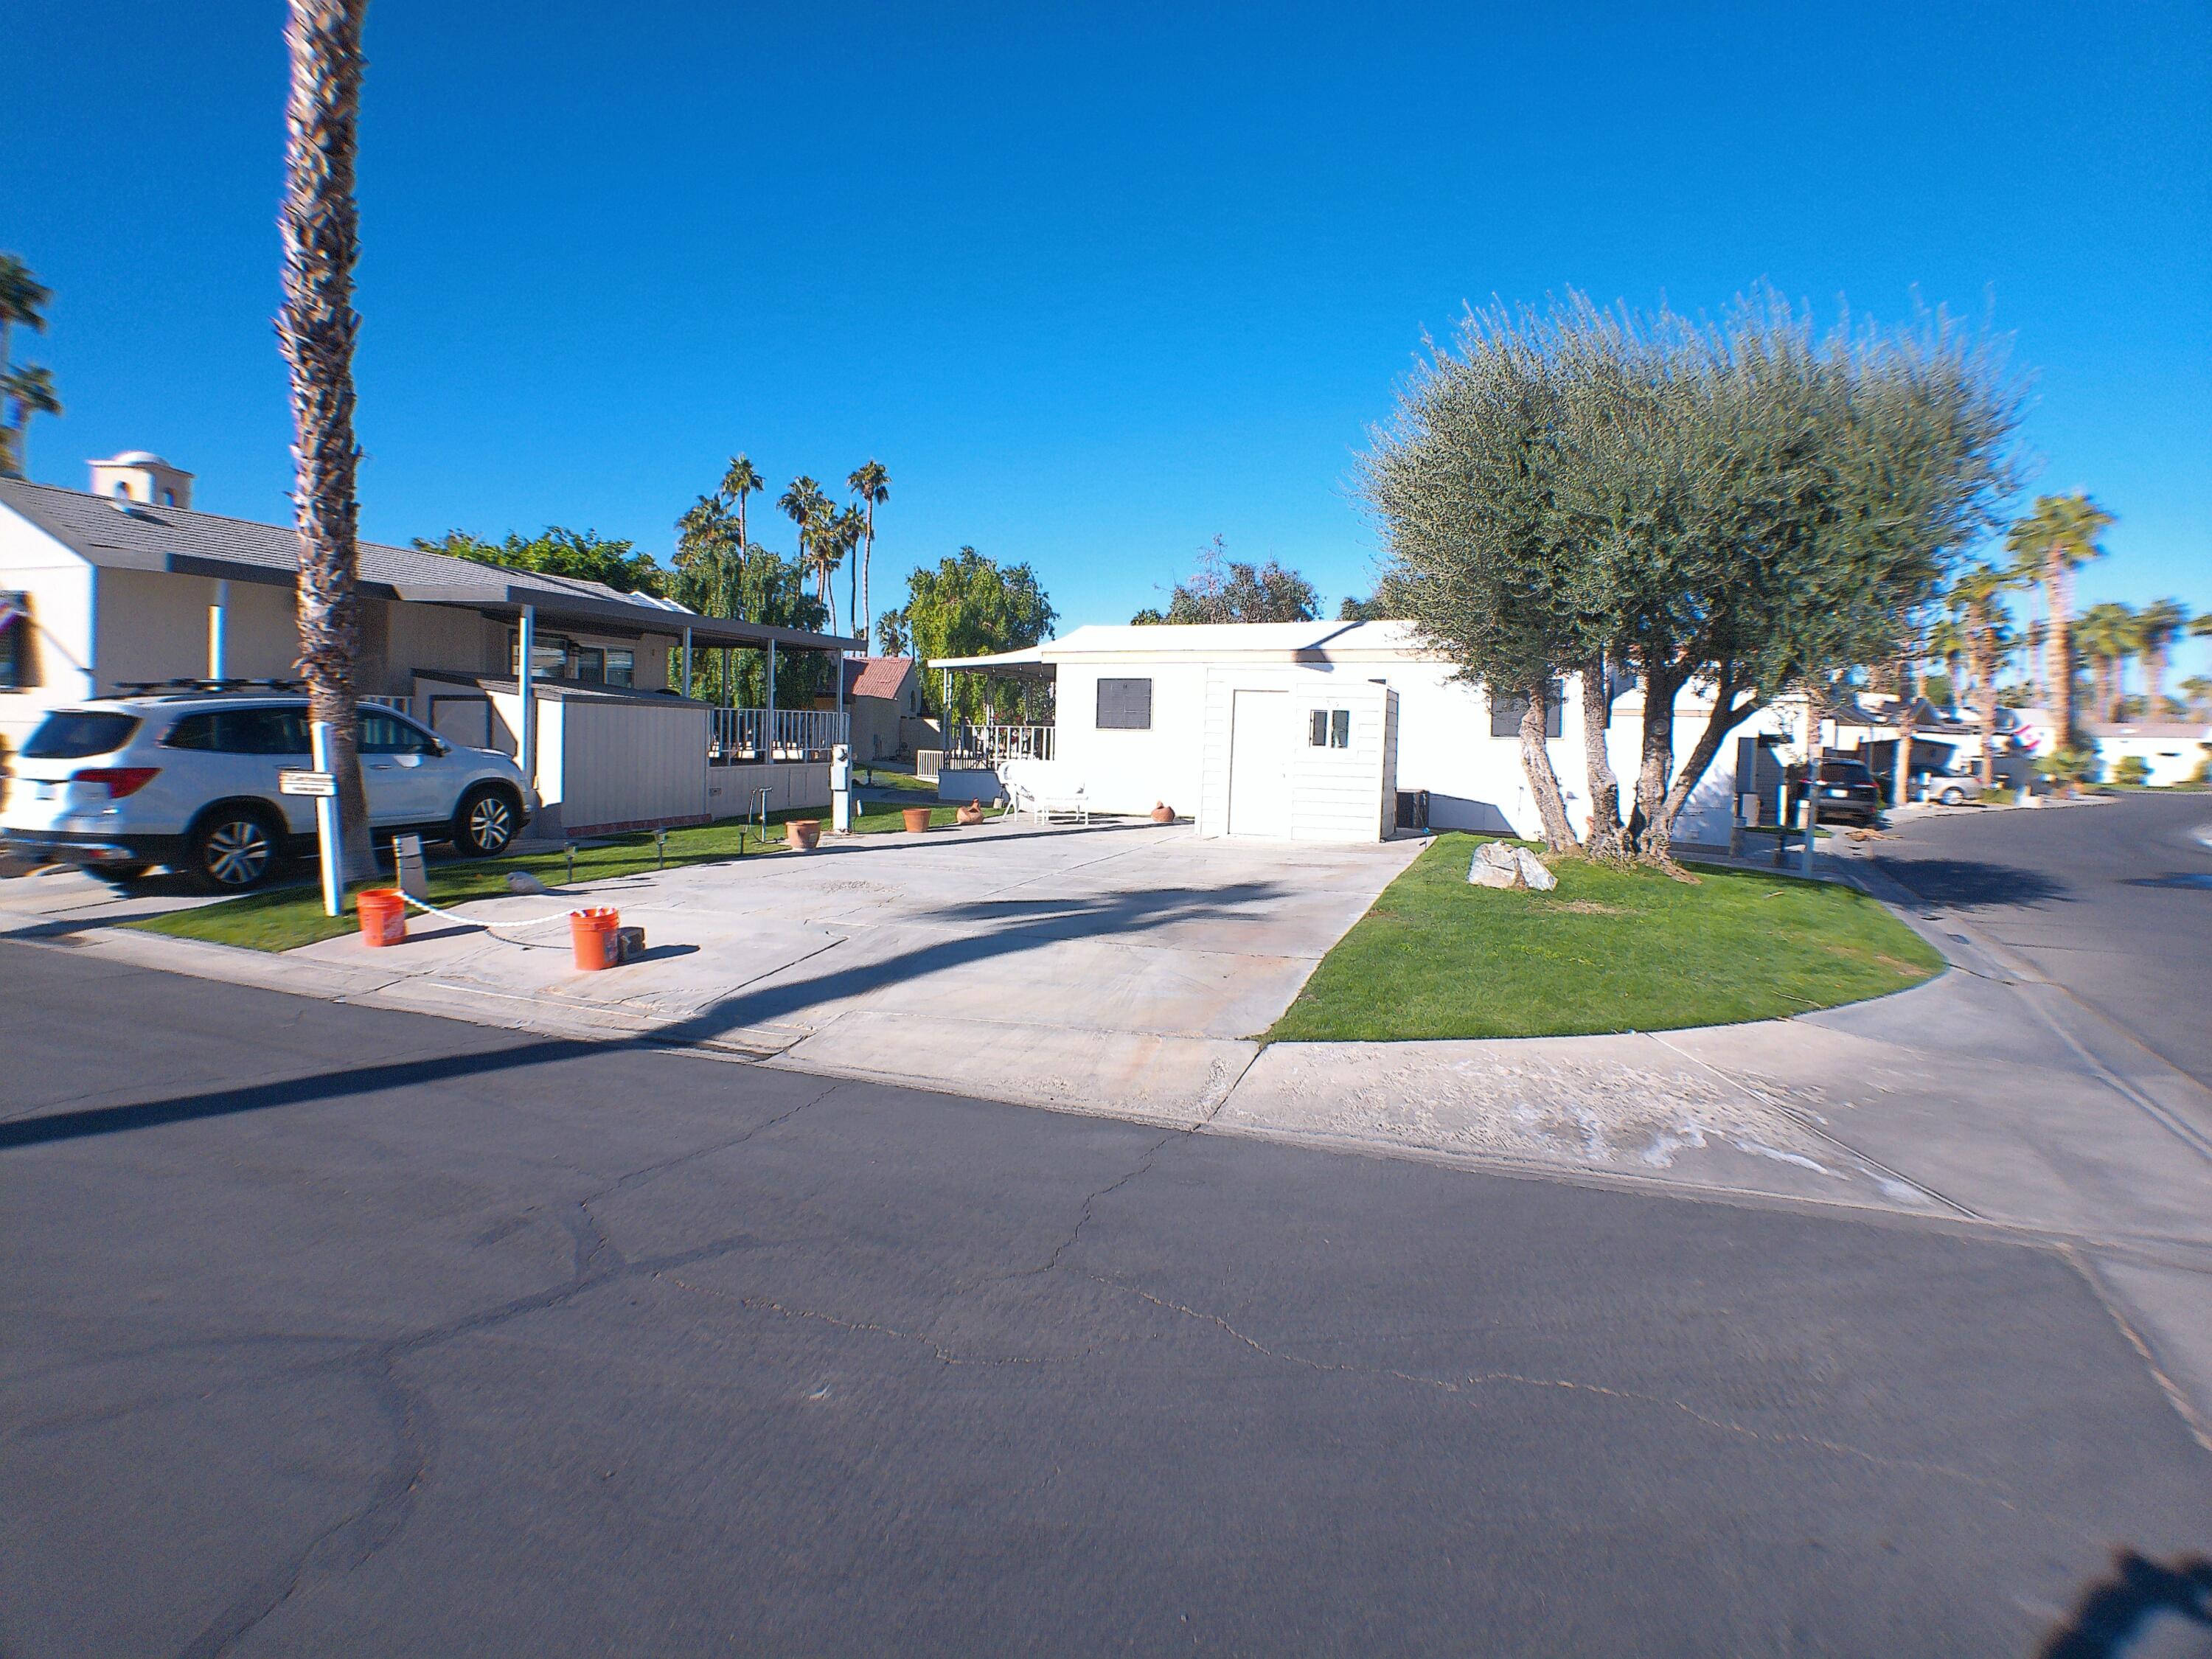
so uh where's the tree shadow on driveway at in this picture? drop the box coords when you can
[655,878,1294,1048]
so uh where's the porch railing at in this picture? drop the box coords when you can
[709,707,850,763]
[945,723,1056,765]
[363,694,414,718]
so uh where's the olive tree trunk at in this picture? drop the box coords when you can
[1517,681,1580,855]
[277,0,375,882]
[1578,655,1628,862]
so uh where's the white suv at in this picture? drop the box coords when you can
[3,689,534,892]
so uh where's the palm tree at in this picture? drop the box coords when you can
[1954,563,2015,786]
[276,0,375,880]
[720,453,763,556]
[846,460,890,657]
[0,254,51,392]
[2180,675,2212,720]
[2004,492,2113,744]
[2135,598,2190,715]
[2076,602,2140,722]
[778,474,827,600]
[1,364,60,479]
[1927,613,1968,709]
[810,504,862,635]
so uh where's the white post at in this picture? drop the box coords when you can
[681,625,693,698]
[208,580,229,680]
[308,720,343,918]
[835,644,845,748]
[518,603,537,787]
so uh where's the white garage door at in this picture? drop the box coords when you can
[1227,689,1291,835]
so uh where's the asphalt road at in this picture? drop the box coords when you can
[3,939,2208,1657]
[1869,793,2212,1087]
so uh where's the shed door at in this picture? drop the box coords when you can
[1227,689,1292,835]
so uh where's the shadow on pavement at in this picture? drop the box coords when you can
[1873,855,2070,911]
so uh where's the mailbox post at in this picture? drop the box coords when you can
[830,742,853,835]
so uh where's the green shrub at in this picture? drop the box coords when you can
[2036,746,2101,791]
[2112,755,2152,788]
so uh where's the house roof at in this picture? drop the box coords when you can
[2086,721,2211,740]
[930,620,1424,675]
[0,477,859,655]
[841,655,916,700]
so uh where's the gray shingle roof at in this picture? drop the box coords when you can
[0,478,857,653]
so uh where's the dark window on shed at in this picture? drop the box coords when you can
[1489,682,1564,739]
[1096,678,1152,730]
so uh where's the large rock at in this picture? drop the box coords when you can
[1467,841,1557,892]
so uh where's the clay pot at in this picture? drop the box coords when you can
[901,806,933,833]
[786,818,823,851]
[956,801,985,826]
[1150,803,1176,823]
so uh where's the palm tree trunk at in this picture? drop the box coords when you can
[1975,639,1999,787]
[276,0,375,882]
[2147,647,2167,714]
[2045,553,2073,745]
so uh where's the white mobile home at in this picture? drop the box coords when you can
[933,622,1790,844]
[0,464,860,835]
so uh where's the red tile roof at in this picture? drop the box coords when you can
[842,656,917,700]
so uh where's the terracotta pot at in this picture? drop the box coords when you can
[786,818,822,851]
[956,801,985,826]
[902,806,933,833]
[1150,803,1176,823]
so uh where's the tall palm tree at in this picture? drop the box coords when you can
[810,504,862,635]
[1927,612,1968,708]
[0,254,51,392]
[2135,598,2190,715]
[778,474,827,601]
[2076,602,2140,722]
[1,364,60,479]
[720,453,763,556]
[276,0,374,880]
[2004,491,2113,745]
[846,460,890,657]
[1952,564,2017,786]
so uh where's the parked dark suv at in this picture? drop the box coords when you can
[1788,757,1885,827]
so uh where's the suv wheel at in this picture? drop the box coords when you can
[453,785,520,857]
[189,807,283,894]
[1940,786,1966,806]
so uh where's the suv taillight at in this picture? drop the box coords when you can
[71,767,161,799]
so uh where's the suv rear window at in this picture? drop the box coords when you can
[1820,761,1874,783]
[22,710,142,759]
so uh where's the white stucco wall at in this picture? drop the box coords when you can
[0,506,97,754]
[1025,630,1783,844]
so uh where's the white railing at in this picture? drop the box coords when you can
[946,723,1056,765]
[709,707,850,763]
[363,694,413,717]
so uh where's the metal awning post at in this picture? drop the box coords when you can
[767,641,777,757]
[518,603,537,787]
[681,625,693,698]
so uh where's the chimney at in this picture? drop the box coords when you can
[88,452,194,509]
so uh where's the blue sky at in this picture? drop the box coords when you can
[7,2,2208,674]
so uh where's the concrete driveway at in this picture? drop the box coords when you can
[275,821,1422,1121]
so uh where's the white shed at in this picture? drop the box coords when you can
[933,621,1792,846]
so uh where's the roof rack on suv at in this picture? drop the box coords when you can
[110,678,309,698]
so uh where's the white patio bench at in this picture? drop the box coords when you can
[998,759,1090,825]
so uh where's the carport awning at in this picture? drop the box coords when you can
[928,646,1056,683]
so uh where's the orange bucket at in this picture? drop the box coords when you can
[568,906,621,971]
[357,888,407,947]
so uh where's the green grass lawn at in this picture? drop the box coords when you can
[1265,833,1942,1043]
[131,789,970,954]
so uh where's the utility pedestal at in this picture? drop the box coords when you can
[830,743,853,835]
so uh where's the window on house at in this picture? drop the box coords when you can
[1096,678,1152,730]
[1309,708,1352,748]
[1490,682,1565,738]
[161,489,177,506]
[604,649,635,687]
[0,593,24,690]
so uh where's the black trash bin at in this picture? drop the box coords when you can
[1394,789,1430,832]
